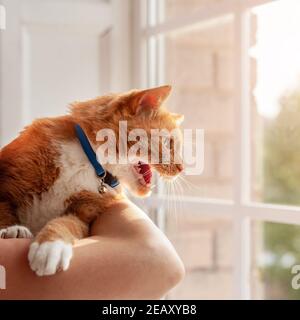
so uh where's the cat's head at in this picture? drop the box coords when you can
[104,85,184,197]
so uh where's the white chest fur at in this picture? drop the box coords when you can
[18,141,101,235]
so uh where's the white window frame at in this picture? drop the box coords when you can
[133,0,300,300]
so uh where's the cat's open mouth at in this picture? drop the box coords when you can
[133,161,152,187]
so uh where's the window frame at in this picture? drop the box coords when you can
[132,0,300,300]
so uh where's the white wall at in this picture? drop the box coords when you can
[0,0,131,146]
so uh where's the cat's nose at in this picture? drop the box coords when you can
[176,164,183,172]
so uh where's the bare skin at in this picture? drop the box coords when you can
[0,198,185,300]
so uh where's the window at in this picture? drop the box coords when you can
[134,0,300,299]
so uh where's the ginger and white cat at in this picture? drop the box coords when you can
[0,85,183,276]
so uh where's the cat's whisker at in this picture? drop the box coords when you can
[165,180,171,215]
[174,178,182,219]
[169,183,173,212]
[173,181,179,228]
[174,176,183,200]
[170,181,176,223]
[178,174,202,192]
[177,175,190,189]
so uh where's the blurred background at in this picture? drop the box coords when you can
[2,0,300,299]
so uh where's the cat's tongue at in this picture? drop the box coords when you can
[138,161,152,184]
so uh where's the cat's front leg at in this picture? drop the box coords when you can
[28,215,89,276]
[28,190,113,276]
[0,225,33,239]
[0,203,33,238]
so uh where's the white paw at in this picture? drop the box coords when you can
[28,240,73,276]
[0,225,33,239]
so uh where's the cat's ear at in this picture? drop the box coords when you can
[171,113,184,126]
[133,85,172,114]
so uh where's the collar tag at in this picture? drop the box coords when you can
[98,179,107,194]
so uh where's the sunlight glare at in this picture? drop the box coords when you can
[251,0,300,118]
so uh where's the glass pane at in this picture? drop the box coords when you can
[251,0,300,205]
[161,16,235,199]
[252,221,300,299]
[166,211,233,299]
[163,0,225,22]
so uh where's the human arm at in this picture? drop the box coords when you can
[0,198,184,299]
